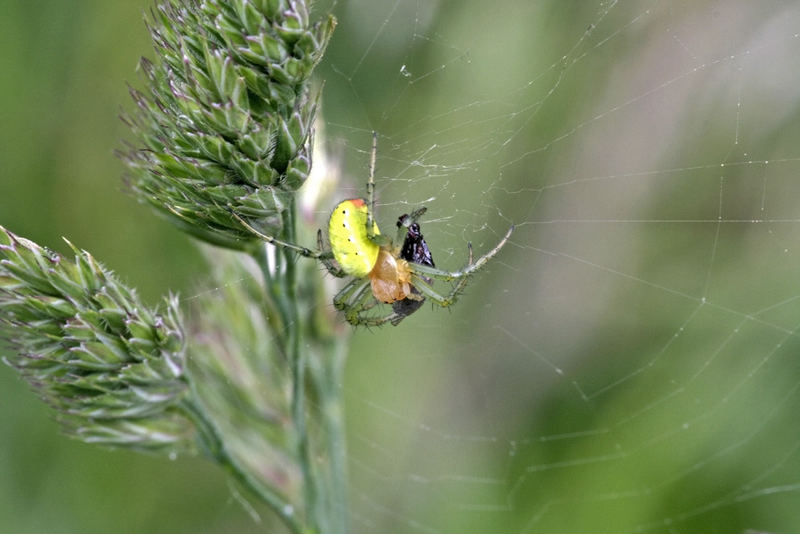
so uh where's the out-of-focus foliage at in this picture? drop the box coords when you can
[187,249,302,503]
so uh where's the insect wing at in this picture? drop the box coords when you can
[400,223,435,268]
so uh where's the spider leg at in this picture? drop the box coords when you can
[332,278,391,326]
[366,131,379,241]
[229,208,325,260]
[316,229,347,278]
[332,276,412,326]
[438,240,474,303]
[410,225,514,282]
[333,278,371,313]
[344,283,402,326]
[406,225,513,307]
[357,305,408,327]
[359,310,407,327]
[409,274,461,308]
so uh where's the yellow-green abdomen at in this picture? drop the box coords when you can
[328,199,380,277]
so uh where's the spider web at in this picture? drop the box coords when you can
[4,1,800,533]
[311,1,800,532]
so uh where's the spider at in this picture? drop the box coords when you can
[232,133,514,326]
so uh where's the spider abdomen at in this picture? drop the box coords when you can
[328,198,380,278]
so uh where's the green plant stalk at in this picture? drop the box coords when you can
[282,204,320,531]
[254,248,289,355]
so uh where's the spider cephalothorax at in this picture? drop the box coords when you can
[232,133,513,326]
[368,249,414,303]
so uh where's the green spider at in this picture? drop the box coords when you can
[233,133,514,326]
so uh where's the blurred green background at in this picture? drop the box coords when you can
[4,0,800,532]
